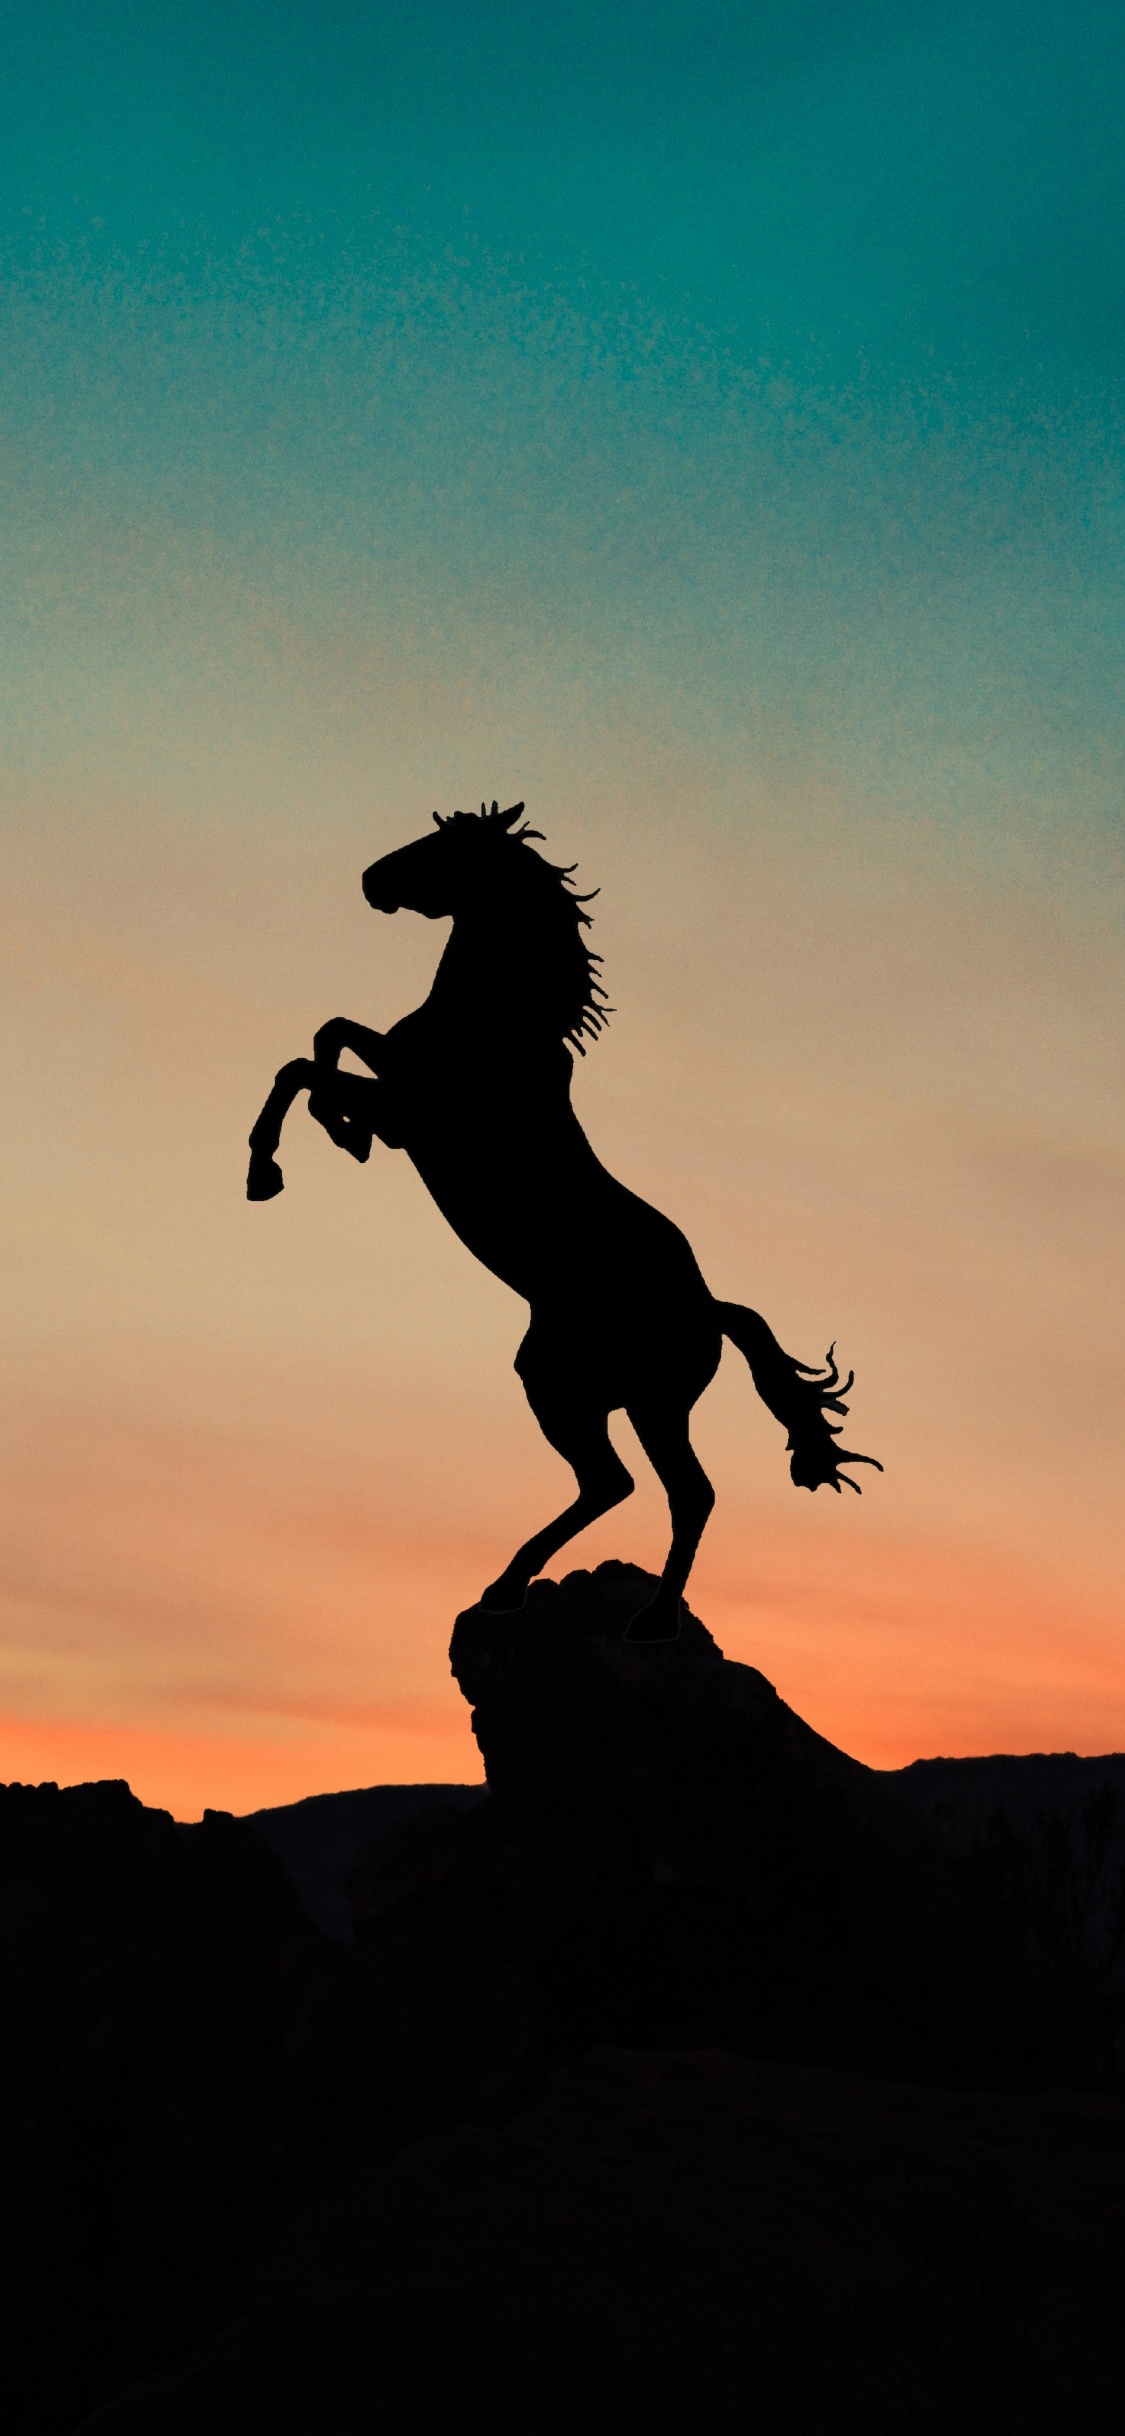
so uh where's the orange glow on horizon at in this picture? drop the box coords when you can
[0,1707,484,1824]
[4,1502,1121,1817]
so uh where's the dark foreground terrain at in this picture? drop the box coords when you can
[81,2049,1125,2436]
[3,1563,1124,2434]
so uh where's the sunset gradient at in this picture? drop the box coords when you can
[2,1,1123,1813]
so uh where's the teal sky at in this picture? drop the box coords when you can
[2,0,1123,839]
[2,3,1123,1808]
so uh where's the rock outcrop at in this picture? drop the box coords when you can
[443,1561,1029,2085]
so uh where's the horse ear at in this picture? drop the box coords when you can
[432,809,445,827]
[497,801,525,829]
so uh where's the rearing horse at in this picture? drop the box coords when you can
[248,802,880,1639]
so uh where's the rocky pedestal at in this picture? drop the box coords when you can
[443,1559,1022,2085]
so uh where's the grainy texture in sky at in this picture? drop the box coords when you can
[2,1,1122,1813]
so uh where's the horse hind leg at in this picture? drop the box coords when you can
[622,1399,715,1644]
[481,1398,634,1614]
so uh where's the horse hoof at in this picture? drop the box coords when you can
[480,1577,529,1613]
[247,1154,285,1201]
[623,1595,682,1645]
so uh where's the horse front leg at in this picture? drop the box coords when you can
[247,1058,317,1200]
[247,1017,389,1200]
[312,1017,385,1075]
[248,1059,395,1200]
[307,1068,384,1160]
[307,1019,391,1166]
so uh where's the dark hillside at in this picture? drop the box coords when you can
[3,1564,1123,2433]
[244,1782,486,1939]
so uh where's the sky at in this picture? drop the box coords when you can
[1,0,1122,1815]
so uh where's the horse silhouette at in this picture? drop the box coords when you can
[248,802,880,1639]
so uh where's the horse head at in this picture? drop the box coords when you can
[363,800,610,1051]
[362,801,527,919]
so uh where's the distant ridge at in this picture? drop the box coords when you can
[241,1750,1124,1943]
[898,1749,1125,1838]
[243,1782,485,1940]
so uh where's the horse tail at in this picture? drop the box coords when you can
[717,1302,883,1496]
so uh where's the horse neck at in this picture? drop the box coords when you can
[428,905,494,1018]
[427,897,560,1043]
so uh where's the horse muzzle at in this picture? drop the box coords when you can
[362,864,399,912]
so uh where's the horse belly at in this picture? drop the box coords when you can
[523,1180,721,1406]
[401,1102,717,1381]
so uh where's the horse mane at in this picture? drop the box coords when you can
[435,801,612,1053]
